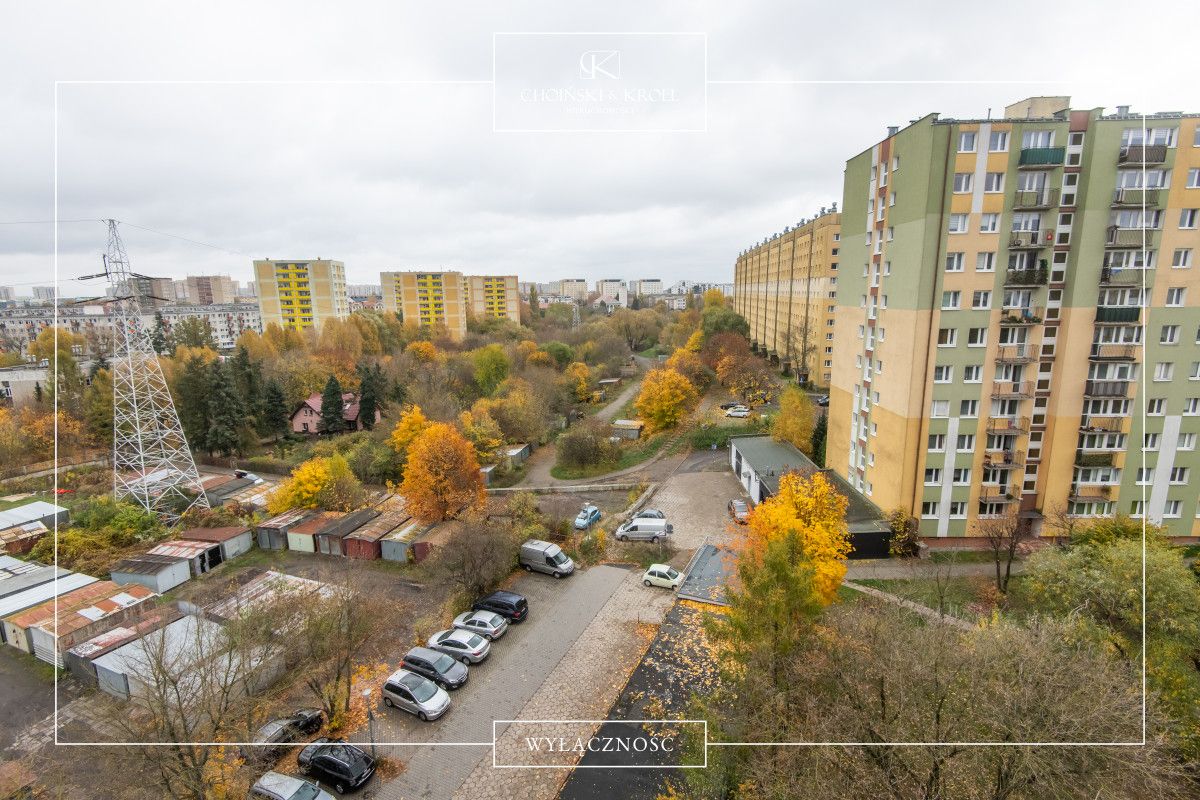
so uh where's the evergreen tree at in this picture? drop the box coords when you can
[811,411,828,467]
[33,381,43,404]
[231,345,264,428]
[262,379,290,438]
[356,363,379,431]
[88,352,109,379]
[175,353,214,451]
[528,285,539,318]
[319,374,347,435]
[206,361,246,457]
[150,312,169,355]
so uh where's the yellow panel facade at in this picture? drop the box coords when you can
[254,259,348,331]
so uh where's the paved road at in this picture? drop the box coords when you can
[369,565,631,800]
[0,648,56,754]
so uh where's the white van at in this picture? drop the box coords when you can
[614,518,672,543]
[520,539,575,578]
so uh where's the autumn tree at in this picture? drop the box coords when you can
[741,471,851,603]
[563,361,593,401]
[268,453,365,513]
[436,517,520,599]
[169,316,216,353]
[771,386,817,453]
[401,423,485,522]
[699,303,749,340]
[608,307,661,352]
[319,374,347,435]
[971,507,1031,594]
[664,347,710,390]
[458,407,504,461]
[404,340,441,362]
[29,326,84,414]
[388,404,430,466]
[634,368,697,433]
[81,366,114,446]
[472,343,510,396]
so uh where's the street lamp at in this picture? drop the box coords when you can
[362,688,377,758]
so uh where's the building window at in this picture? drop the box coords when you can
[948,214,969,233]
[952,468,971,485]
[984,172,1004,192]
[945,252,964,272]
[941,291,961,310]
[956,434,975,452]
[1154,363,1174,381]
[1181,209,1198,229]
[1169,467,1190,484]
[980,213,999,233]
[1147,398,1165,415]
[1189,169,1200,189]
[1179,433,1196,450]
[953,173,973,193]
[931,400,950,418]
[967,327,987,347]
[958,132,977,152]
[1185,397,1200,415]
[972,290,991,309]
[928,434,946,451]
[1167,287,1186,306]
[1161,325,1180,345]
[1164,500,1182,518]
[963,365,982,382]
[976,252,996,272]
[933,365,953,382]
[960,399,979,417]
[948,501,967,518]
[989,130,1009,152]
[1173,248,1194,268]
[921,501,939,517]
[925,468,943,485]
[1022,130,1053,148]
[937,328,957,347]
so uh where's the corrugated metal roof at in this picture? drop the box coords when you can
[0,555,41,578]
[345,511,410,542]
[318,509,379,539]
[257,507,316,529]
[289,511,345,536]
[0,565,68,599]
[178,526,251,543]
[383,521,424,544]
[206,570,329,619]
[146,539,220,560]
[0,572,99,618]
[110,553,188,575]
[0,501,66,528]
[13,582,157,637]
[68,607,180,659]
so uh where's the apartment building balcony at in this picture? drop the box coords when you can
[1094,306,1140,323]
[1117,144,1168,165]
[1012,188,1059,210]
[1099,266,1153,286]
[995,344,1037,364]
[1075,451,1118,468]
[991,380,1033,399]
[1079,415,1128,433]
[1111,188,1162,208]
[999,306,1044,325]
[1003,265,1049,286]
[1068,485,1113,503]
[1089,343,1138,361]
[1105,227,1159,248]
[979,485,1017,502]
[1084,379,1133,398]
[1018,147,1065,168]
[983,449,1025,469]
[987,415,1030,434]
[1009,230,1051,249]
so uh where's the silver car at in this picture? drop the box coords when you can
[428,629,491,664]
[453,610,508,641]
[631,508,665,520]
[250,771,335,800]
[381,669,451,721]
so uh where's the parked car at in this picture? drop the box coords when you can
[574,505,602,529]
[297,739,376,794]
[642,563,683,589]
[428,629,491,664]
[472,590,529,623]
[381,669,451,721]
[728,499,750,524]
[453,609,509,640]
[725,407,750,418]
[631,508,665,520]
[520,539,575,578]
[241,708,324,763]
[250,771,336,800]
[614,518,673,543]
[718,402,740,410]
[815,395,830,407]
[402,646,469,690]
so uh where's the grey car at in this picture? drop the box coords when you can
[401,646,469,690]
[381,669,451,721]
[453,610,508,640]
[250,771,336,800]
[631,508,665,520]
[427,629,491,664]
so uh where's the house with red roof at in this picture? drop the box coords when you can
[289,391,380,435]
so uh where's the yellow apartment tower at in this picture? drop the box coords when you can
[253,259,349,331]
[380,271,520,340]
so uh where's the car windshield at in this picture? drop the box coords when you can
[432,653,456,673]
[257,722,286,740]
[551,551,569,565]
[666,567,680,579]
[408,677,438,703]
[482,612,501,626]
[289,783,322,800]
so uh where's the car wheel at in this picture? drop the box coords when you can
[300,763,312,775]
[523,564,532,572]
[618,534,628,542]
[643,579,651,587]
[460,656,471,665]
[652,536,661,544]
[553,571,562,579]
[418,711,428,721]
[383,697,394,708]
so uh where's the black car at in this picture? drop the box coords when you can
[242,708,324,763]
[815,395,830,407]
[719,401,740,410]
[298,738,376,794]
[472,590,529,623]
[402,646,469,690]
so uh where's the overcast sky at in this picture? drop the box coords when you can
[0,1,1193,297]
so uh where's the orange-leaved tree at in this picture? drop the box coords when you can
[771,386,817,455]
[665,347,710,391]
[741,471,851,604]
[388,404,430,465]
[634,368,697,433]
[401,422,485,522]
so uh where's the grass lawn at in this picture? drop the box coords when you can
[550,431,671,480]
[855,574,1040,620]
[928,549,1005,564]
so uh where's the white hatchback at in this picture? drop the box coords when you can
[641,563,683,590]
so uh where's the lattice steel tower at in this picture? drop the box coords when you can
[98,219,208,517]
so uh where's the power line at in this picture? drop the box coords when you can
[0,218,250,257]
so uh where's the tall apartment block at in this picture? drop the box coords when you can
[596,279,625,298]
[733,210,841,387]
[830,97,1200,539]
[380,271,519,340]
[557,279,588,301]
[253,259,349,331]
[629,279,664,296]
[184,274,236,305]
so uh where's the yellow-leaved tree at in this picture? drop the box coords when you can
[458,407,504,461]
[771,386,817,455]
[401,423,485,522]
[664,347,709,391]
[564,361,592,401]
[267,453,364,513]
[684,330,704,352]
[388,404,430,465]
[741,471,852,604]
[634,368,697,433]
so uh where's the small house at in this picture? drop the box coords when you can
[204,477,255,507]
[179,526,253,561]
[110,553,192,593]
[611,419,644,440]
[290,392,381,435]
[479,464,496,486]
[0,572,99,644]
[146,539,224,577]
[286,512,345,554]
[313,509,379,556]
[598,377,621,390]
[3,581,157,666]
[380,519,425,563]
[0,521,49,555]
[344,511,410,560]
[255,508,315,550]
[504,443,532,467]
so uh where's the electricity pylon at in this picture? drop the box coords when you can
[91,219,208,517]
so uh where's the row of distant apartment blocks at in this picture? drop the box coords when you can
[733,96,1200,539]
[252,262,522,340]
[0,275,248,306]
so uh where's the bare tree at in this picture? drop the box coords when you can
[972,507,1031,594]
[435,516,519,599]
